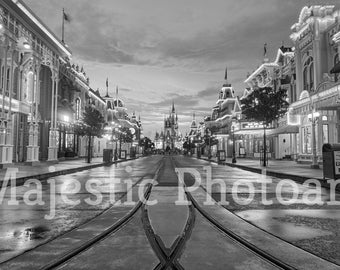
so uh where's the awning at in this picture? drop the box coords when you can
[234,129,273,136]
[267,125,299,136]
[330,62,340,74]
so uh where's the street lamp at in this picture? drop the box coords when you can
[232,125,237,163]
[308,110,320,169]
[307,81,332,169]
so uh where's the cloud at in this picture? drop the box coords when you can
[22,0,340,138]
[196,86,218,98]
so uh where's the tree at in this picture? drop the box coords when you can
[120,127,134,143]
[139,137,152,154]
[74,106,105,163]
[240,86,289,166]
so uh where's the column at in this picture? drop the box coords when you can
[312,19,322,89]
[0,40,8,164]
[48,69,58,161]
[4,48,15,164]
[295,45,303,98]
[26,60,40,163]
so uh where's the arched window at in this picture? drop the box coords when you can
[26,71,34,103]
[13,67,19,99]
[303,57,314,91]
[303,67,308,90]
[334,53,339,82]
[309,62,314,90]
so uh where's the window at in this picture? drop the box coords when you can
[302,126,312,154]
[303,57,314,91]
[26,71,34,103]
[335,53,339,82]
[75,98,81,120]
[309,62,314,90]
[322,124,329,144]
[303,67,308,90]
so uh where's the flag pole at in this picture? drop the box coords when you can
[62,8,65,43]
[106,78,109,97]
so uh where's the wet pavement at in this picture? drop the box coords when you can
[176,156,340,265]
[1,154,340,269]
[0,156,162,263]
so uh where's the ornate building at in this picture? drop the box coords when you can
[0,0,72,165]
[164,102,178,149]
[289,5,340,165]
[204,69,241,157]
[243,45,297,160]
[0,0,130,165]
[103,86,142,155]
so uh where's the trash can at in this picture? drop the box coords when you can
[130,147,136,158]
[120,150,127,159]
[217,150,226,164]
[197,148,201,158]
[322,143,340,179]
[103,149,113,163]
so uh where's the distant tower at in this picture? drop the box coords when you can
[164,102,178,149]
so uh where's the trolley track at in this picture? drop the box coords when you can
[171,156,296,270]
[0,158,164,270]
[3,155,333,269]
[41,160,164,270]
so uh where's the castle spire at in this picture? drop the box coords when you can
[172,100,175,113]
[105,78,110,97]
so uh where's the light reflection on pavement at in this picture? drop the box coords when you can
[0,156,162,263]
[173,155,340,265]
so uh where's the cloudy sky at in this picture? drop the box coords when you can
[24,0,340,138]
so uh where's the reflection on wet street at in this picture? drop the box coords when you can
[0,156,162,263]
[174,156,340,265]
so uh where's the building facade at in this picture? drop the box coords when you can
[0,0,141,165]
[289,5,340,164]
[0,0,72,166]
[243,46,298,160]
[204,80,241,158]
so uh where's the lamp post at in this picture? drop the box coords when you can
[232,125,237,163]
[307,81,331,169]
[205,128,212,159]
[308,110,320,169]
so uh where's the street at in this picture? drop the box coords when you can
[0,155,339,269]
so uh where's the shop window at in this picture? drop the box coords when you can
[6,68,10,93]
[302,126,312,154]
[322,124,329,144]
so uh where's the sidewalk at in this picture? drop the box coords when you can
[0,157,135,187]
[199,155,331,187]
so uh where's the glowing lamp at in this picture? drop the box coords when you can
[23,41,31,49]
[308,111,320,121]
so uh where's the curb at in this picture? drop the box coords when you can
[1,158,138,188]
[198,157,340,191]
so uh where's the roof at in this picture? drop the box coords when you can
[89,88,106,104]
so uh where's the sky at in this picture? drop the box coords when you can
[24,0,340,138]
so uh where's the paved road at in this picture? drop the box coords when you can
[0,156,162,263]
[1,155,340,269]
[176,155,340,265]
